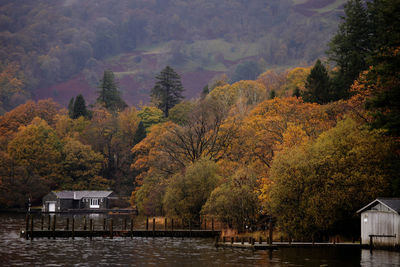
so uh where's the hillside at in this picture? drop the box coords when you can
[0,0,347,108]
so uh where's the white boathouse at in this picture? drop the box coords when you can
[357,198,400,248]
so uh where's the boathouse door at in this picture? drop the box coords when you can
[48,202,55,212]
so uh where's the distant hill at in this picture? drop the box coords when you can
[0,0,346,108]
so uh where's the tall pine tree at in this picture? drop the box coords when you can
[72,94,88,119]
[97,70,127,112]
[327,0,372,99]
[303,59,332,104]
[151,66,184,117]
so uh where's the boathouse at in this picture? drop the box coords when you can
[42,191,115,212]
[357,198,400,248]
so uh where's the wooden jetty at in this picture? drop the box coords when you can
[215,236,361,250]
[20,214,220,240]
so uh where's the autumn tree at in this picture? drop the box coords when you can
[7,117,63,191]
[151,66,184,117]
[0,62,26,115]
[268,118,394,239]
[97,70,127,112]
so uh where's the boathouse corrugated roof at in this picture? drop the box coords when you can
[53,191,113,200]
[357,198,400,214]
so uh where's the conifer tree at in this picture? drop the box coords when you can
[72,94,88,119]
[97,70,127,112]
[327,0,372,98]
[133,121,146,145]
[151,66,184,117]
[68,97,74,118]
[303,59,332,104]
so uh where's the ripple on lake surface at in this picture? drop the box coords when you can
[0,213,399,267]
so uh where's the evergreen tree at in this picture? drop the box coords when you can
[97,70,127,112]
[303,59,332,104]
[366,0,400,136]
[327,0,372,98]
[201,85,209,99]
[133,121,146,145]
[151,66,184,117]
[68,97,74,118]
[269,89,276,99]
[292,87,301,98]
[72,94,88,119]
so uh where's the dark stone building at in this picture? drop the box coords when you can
[42,191,115,212]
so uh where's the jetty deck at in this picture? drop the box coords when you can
[21,229,221,239]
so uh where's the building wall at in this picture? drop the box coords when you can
[80,197,109,209]
[361,210,400,246]
[42,192,58,212]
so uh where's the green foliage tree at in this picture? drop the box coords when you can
[269,118,394,240]
[97,70,127,112]
[327,0,372,98]
[202,168,260,231]
[72,94,88,119]
[61,138,109,190]
[137,106,164,130]
[168,101,195,125]
[163,158,221,220]
[151,66,184,117]
[303,59,332,104]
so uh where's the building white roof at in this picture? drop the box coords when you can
[357,198,400,214]
[53,191,113,200]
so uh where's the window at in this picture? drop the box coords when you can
[90,198,99,208]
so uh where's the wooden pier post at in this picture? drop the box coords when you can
[124,218,127,231]
[369,235,373,252]
[231,237,234,244]
[241,237,244,244]
[52,215,56,239]
[48,215,51,231]
[222,236,226,243]
[152,217,155,237]
[25,215,29,240]
[66,218,69,230]
[204,218,207,230]
[130,219,133,239]
[41,216,44,230]
[269,220,273,245]
[72,217,75,239]
[259,236,262,244]
[164,218,167,231]
[211,218,214,232]
[189,219,192,237]
[30,215,34,241]
[110,219,113,239]
[103,218,106,231]
[89,219,93,241]
[146,217,149,231]
[83,216,87,231]
[171,219,174,232]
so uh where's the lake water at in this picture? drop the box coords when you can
[1,213,399,266]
